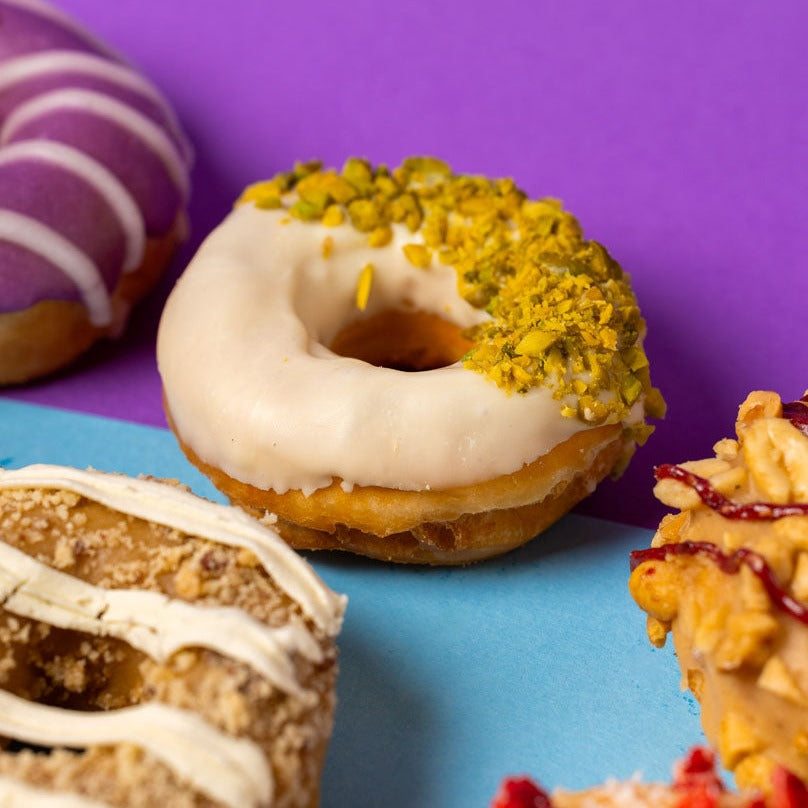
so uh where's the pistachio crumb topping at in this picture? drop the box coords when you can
[236,157,665,434]
[355,263,374,311]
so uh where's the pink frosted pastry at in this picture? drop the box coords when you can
[0,0,192,383]
[491,747,808,807]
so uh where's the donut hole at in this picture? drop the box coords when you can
[330,308,474,371]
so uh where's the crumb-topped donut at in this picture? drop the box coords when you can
[490,746,808,807]
[158,157,664,565]
[0,464,345,807]
[0,0,192,384]
[630,391,808,792]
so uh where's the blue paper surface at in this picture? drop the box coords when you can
[0,399,704,805]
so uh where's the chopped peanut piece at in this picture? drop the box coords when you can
[693,606,730,656]
[793,730,808,755]
[714,612,779,671]
[629,561,681,623]
[743,419,795,503]
[719,711,763,769]
[713,438,740,461]
[758,655,808,706]
[686,668,705,700]
[734,753,776,793]
[656,511,690,544]
[710,466,747,496]
[645,615,669,648]
[792,552,808,601]
[740,565,771,612]
[737,391,783,432]
[653,478,701,511]
[775,516,808,549]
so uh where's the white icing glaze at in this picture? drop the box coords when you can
[1,88,190,200]
[0,777,111,808]
[0,465,346,636]
[0,49,193,163]
[0,540,322,699]
[157,205,598,495]
[0,139,145,271]
[0,691,273,808]
[0,210,110,324]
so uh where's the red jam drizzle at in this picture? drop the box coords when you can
[654,464,808,520]
[673,747,725,808]
[772,765,808,808]
[490,776,552,808]
[630,540,808,626]
[784,394,808,438]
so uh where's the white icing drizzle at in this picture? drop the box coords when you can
[157,206,597,494]
[0,1,192,323]
[0,50,193,162]
[0,540,321,699]
[0,210,110,325]
[0,465,346,636]
[0,0,119,60]
[0,777,111,808]
[0,140,145,271]
[0,88,190,200]
[0,690,273,808]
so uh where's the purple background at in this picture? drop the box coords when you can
[3,0,807,528]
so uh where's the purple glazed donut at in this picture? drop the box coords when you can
[0,0,192,384]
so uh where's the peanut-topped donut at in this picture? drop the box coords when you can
[158,157,664,565]
[0,0,192,384]
[630,391,808,792]
[0,464,345,807]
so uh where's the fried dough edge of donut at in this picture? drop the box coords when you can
[168,410,625,565]
[0,217,183,386]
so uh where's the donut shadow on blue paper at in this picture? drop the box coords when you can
[312,514,700,804]
[0,402,703,805]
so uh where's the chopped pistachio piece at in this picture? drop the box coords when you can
[515,330,558,358]
[355,263,374,311]
[322,204,345,227]
[235,157,664,430]
[402,243,431,269]
[368,225,393,248]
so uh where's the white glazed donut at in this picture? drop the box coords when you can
[158,158,664,564]
[0,0,192,384]
[0,464,345,807]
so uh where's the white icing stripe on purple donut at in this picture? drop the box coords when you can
[0,0,119,59]
[0,0,192,317]
[1,89,190,200]
[0,50,192,162]
[0,140,145,271]
[0,210,109,324]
